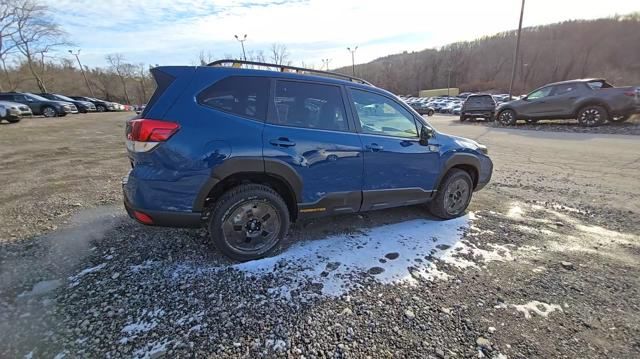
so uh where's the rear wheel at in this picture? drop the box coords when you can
[428,109,435,116]
[459,115,466,122]
[96,105,106,112]
[7,118,21,123]
[577,105,607,127]
[208,184,290,261]
[609,115,630,123]
[497,109,517,126]
[429,169,473,219]
[42,106,57,118]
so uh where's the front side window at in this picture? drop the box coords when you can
[349,89,418,138]
[197,76,269,121]
[272,81,348,131]
[527,86,553,100]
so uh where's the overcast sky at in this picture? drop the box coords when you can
[45,0,638,69]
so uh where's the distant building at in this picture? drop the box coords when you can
[419,88,459,97]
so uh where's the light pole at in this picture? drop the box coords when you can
[508,0,525,100]
[234,34,247,61]
[69,49,94,97]
[321,58,331,71]
[347,46,358,76]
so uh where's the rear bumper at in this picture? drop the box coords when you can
[462,110,494,118]
[123,196,202,228]
[122,174,202,228]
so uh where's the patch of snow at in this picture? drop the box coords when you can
[130,260,157,273]
[132,339,171,359]
[17,279,61,298]
[233,216,470,297]
[441,240,513,268]
[68,263,107,286]
[506,204,525,219]
[497,300,562,319]
[24,352,33,359]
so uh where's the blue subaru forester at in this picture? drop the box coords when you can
[124,60,493,261]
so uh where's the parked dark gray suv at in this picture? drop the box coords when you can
[0,92,77,117]
[496,79,640,126]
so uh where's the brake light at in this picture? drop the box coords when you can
[127,119,179,141]
[133,210,154,225]
[126,119,179,152]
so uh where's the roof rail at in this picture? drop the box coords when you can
[206,59,373,86]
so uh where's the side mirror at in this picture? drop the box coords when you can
[419,125,434,146]
[521,95,528,101]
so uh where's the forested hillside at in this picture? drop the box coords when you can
[335,14,640,95]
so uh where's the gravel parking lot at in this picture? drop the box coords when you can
[1,113,639,358]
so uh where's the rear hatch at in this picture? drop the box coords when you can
[463,95,495,110]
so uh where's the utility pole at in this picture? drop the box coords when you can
[508,0,525,100]
[234,34,247,61]
[447,68,452,96]
[69,49,94,97]
[347,46,358,76]
[321,58,331,71]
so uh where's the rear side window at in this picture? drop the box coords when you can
[587,80,613,90]
[142,68,175,118]
[198,76,269,121]
[553,84,578,95]
[272,81,348,131]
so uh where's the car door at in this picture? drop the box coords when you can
[347,88,440,211]
[544,83,582,116]
[263,79,364,215]
[519,86,554,117]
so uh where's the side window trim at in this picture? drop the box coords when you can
[267,78,352,133]
[346,87,420,139]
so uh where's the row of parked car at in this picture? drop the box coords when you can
[400,78,639,127]
[399,93,518,117]
[0,91,134,124]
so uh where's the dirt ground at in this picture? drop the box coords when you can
[0,113,638,358]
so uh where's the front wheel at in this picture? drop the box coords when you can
[428,109,435,116]
[609,115,630,123]
[208,184,290,261]
[577,105,607,127]
[42,106,57,118]
[96,105,106,112]
[429,169,473,219]
[7,118,21,123]
[497,109,517,126]
[459,115,466,122]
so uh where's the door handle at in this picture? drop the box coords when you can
[269,137,296,147]
[366,143,384,152]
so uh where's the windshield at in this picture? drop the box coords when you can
[53,93,76,102]
[466,96,494,105]
[26,93,52,101]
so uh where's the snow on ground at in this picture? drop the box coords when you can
[232,216,472,297]
[67,263,107,287]
[496,300,563,319]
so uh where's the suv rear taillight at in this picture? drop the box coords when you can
[126,119,179,152]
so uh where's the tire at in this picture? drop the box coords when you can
[428,110,435,116]
[96,105,106,112]
[208,184,290,261]
[497,109,517,126]
[459,115,466,122]
[42,106,57,118]
[577,105,607,127]
[610,115,630,123]
[7,118,21,123]
[429,169,474,219]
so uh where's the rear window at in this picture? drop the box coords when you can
[466,95,494,105]
[197,76,269,121]
[142,68,175,118]
[271,80,348,131]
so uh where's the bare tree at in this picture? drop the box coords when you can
[106,53,132,104]
[0,0,19,90]
[269,43,290,66]
[11,0,68,92]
